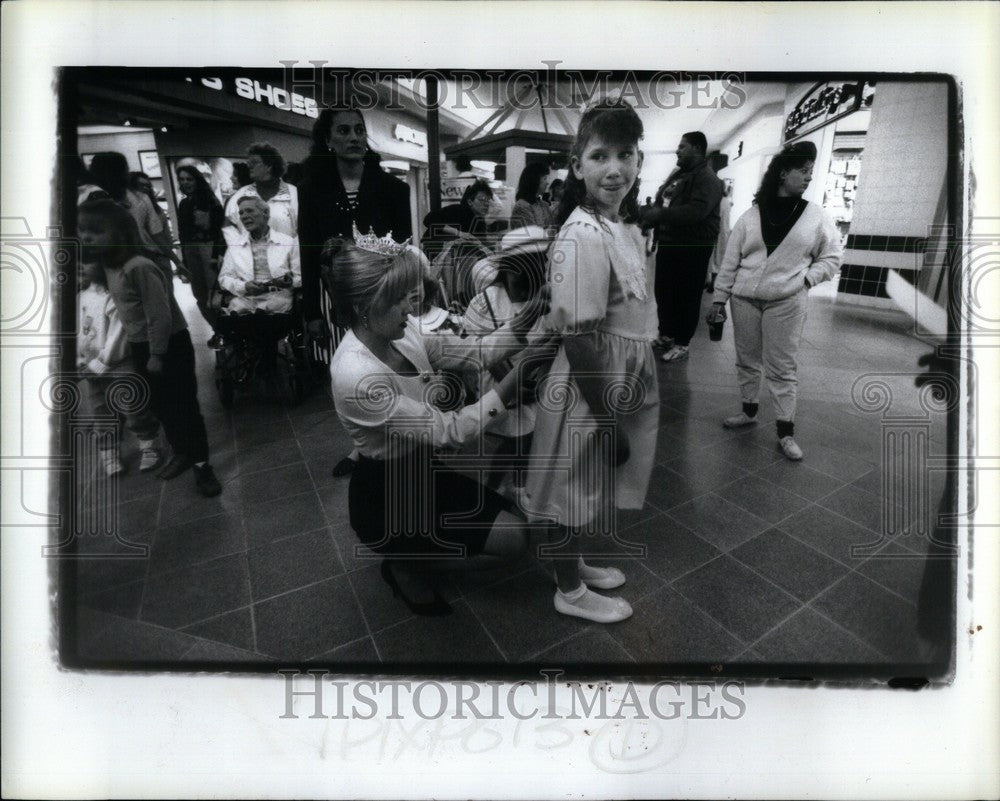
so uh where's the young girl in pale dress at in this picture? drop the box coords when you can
[524,97,660,624]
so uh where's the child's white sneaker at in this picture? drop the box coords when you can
[138,439,161,472]
[100,450,125,477]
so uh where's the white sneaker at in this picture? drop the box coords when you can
[138,439,162,472]
[779,436,804,461]
[660,345,689,363]
[554,585,633,623]
[723,412,758,429]
[100,450,125,477]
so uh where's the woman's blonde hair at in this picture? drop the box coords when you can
[321,238,424,327]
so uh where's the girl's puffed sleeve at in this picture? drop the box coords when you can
[332,355,506,452]
[544,220,610,334]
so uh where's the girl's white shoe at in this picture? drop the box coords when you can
[554,584,633,623]
[554,560,626,590]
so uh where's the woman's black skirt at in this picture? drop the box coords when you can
[349,446,512,558]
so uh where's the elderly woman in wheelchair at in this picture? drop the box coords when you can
[214,196,306,403]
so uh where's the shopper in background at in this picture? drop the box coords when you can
[129,171,170,235]
[547,178,564,211]
[638,131,723,362]
[298,106,413,479]
[176,164,227,347]
[510,163,554,231]
[707,140,842,461]
[77,257,163,476]
[421,180,494,261]
[223,142,299,245]
[298,106,412,344]
[89,151,179,284]
[77,198,221,497]
[218,197,300,315]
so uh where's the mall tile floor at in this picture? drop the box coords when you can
[69,279,951,673]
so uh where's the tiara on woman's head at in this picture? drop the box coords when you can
[352,222,411,256]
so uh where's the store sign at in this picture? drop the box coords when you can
[393,124,427,148]
[200,77,319,119]
[784,81,869,142]
[439,176,476,204]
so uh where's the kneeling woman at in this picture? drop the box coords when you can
[327,234,548,616]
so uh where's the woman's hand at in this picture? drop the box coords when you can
[705,302,727,325]
[193,209,211,230]
[146,354,164,375]
[495,336,559,407]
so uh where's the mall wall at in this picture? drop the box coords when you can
[79,130,157,171]
[837,81,950,307]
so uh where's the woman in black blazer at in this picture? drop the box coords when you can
[298,107,412,333]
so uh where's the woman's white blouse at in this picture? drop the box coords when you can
[330,321,514,458]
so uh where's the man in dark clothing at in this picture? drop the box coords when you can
[639,131,724,362]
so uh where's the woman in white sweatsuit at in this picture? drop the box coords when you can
[707,141,843,460]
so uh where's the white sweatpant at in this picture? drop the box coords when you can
[730,290,808,422]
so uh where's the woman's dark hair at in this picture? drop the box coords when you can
[232,162,252,189]
[88,152,131,201]
[247,142,287,180]
[555,97,644,227]
[753,140,818,205]
[128,171,154,193]
[548,178,564,192]
[78,198,147,263]
[515,162,550,202]
[176,164,218,209]
[461,180,493,206]
[306,107,382,180]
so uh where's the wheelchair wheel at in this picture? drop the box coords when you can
[214,347,236,408]
[275,339,306,406]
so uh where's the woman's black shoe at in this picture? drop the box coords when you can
[331,455,357,477]
[379,560,453,617]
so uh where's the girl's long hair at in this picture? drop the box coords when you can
[555,97,644,228]
[753,140,818,205]
[515,162,550,203]
[176,164,220,210]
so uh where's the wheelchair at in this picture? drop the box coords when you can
[211,287,315,408]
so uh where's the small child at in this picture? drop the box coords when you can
[77,260,162,476]
[77,198,222,497]
[462,226,551,494]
